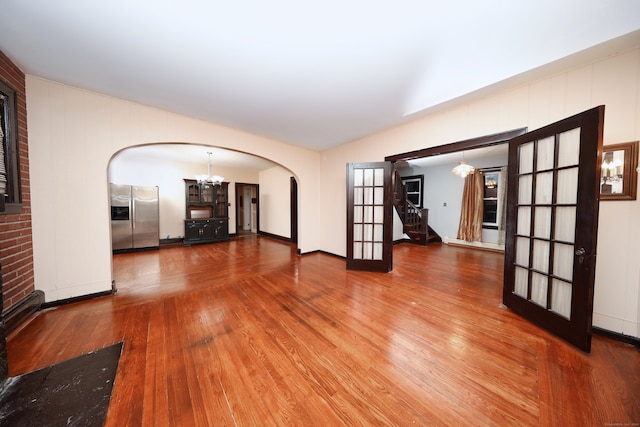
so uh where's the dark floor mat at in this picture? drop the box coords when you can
[0,342,123,427]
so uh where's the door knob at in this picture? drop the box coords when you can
[576,247,586,264]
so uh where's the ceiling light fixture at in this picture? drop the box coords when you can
[452,152,475,178]
[196,151,224,185]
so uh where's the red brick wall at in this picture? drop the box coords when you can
[0,50,35,313]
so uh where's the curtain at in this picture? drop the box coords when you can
[497,166,508,245]
[457,171,484,242]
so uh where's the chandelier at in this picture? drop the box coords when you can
[196,151,224,185]
[452,151,475,178]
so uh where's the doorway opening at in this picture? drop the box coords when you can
[235,183,259,236]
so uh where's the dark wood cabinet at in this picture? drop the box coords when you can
[183,179,229,246]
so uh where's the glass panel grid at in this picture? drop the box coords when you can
[511,125,583,328]
[352,167,385,262]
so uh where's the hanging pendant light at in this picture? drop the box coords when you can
[196,151,224,185]
[452,152,475,178]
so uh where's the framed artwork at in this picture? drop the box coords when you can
[600,141,638,201]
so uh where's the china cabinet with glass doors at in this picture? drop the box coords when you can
[183,179,229,245]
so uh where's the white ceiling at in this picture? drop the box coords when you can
[1,1,640,153]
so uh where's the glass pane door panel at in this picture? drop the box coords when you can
[364,169,373,186]
[373,243,383,259]
[532,240,550,273]
[535,172,554,204]
[374,206,384,223]
[374,187,384,204]
[518,175,532,204]
[354,207,363,223]
[363,188,373,204]
[514,267,529,298]
[354,224,363,240]
[354,169,363,186]
[363,242,373,260]
[354,188,363,204]
[557,168,579,204]
[551,279,572,319]
[353,242,362,260]
[515,237,530,266]
[553,243,574,281]
[519,142,534,174]
[373,224,383,241]
[558,128,581,167]
[374,168,384,186]
[554,207,576,242]
[531,273,549,307]
[363,225,373,241]
[537,136,555,171]
[534,207,551,239]
[517,207,531,235]
[364,206,373,222]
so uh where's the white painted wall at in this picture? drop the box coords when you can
[320,46,640,338]
[259,166,292,238]
[26,77,320,302]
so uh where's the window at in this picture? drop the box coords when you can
[0,78,21,213]
[402,175,423,208]
[482,169,501,229]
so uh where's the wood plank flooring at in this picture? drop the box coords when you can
[7,235,640,426]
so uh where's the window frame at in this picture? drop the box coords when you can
[481,168,501,230]
[0,78,22,213]
[401,175,423,208]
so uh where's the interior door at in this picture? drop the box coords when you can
[503,106,604,352]
[346,162,393,272]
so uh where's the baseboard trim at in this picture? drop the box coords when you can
[298,250,346,260]
[257,230,292,243]
[160,238,184,248]
[3,291,45,335]
[41,290,114,310]
[593,327,640,351]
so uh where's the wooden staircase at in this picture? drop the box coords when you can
[393,169,442,246]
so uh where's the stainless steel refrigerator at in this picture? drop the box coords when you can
[110,184,159,251]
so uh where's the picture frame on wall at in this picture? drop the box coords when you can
[600,141,638,201]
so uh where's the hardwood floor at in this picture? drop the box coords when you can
[7,236,640,426]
